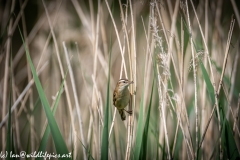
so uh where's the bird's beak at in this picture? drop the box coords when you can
[129,81,134,84]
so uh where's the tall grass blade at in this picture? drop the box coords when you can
[6,75,12,160]
[140,80,154,159]
[218,94,240,159]
[18,27,69,158]
[36,70,68,160]
[133,92,145,160]
[200,60,215,105]
[7,51,13,160]
[100,48,111,160]
[222,119,240,159]
[173,127,183,158]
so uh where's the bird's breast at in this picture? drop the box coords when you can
[114,88,130,109]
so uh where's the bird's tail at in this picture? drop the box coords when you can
[118,109,126,121]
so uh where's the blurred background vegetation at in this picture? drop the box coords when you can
[0,0,240,159]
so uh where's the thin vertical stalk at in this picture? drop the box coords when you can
[166,0,180,159]
[156,65,171,159]
[1,0,28,52]
[91,0,101,158]
[230,0,240,29]
[188,0,219,127]
[217,19,235,104]
[63,42,87,160]
[200,0,208,154]
[13,8,46,69]
[222,83,240,154]
[188,1,225,157]
[181,17,184,89]
[150,3,171,159]
[227,41,240,119]
[185,0,198,158]
[20,0,35,156]
[108,0,129,147]
[93,0,100,80]
[41,0,77,158]
[104,0,127,75]
[198,18,235,155]
[155,0,169,46]
[157,1,194,156]
[172,116,180,157]
[217,19,235,159]
[2,0,15,152]
[125,1,136,160]
[233,94,240,135]
[12,78,22,151]
[0,63,48,128]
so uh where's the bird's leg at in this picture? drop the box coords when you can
[124,109,132,115]
[124,92,134,116]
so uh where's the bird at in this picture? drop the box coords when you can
[113,79,133,121]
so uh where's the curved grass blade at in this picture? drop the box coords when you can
[18,26,69,158]
[77,138,94,160]
[36,70,68,160]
